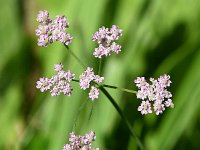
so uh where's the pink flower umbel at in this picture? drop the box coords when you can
[134,74,174,115]
[36,63,75,96]
[62,131,100,150]
[138,101,152,115]
[35,10,73,47]
[79,67,104,100]
[92,25,122,58]
[36,10,51,24]
[89,86,100,101]
[36,77,52,92]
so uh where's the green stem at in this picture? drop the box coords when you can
[98,58,102,75]
[99,86,145,150]
[72,99,88,131]
[67,50,142,148]
[88,102,94,122]
[102,84,137,94]
[72,79,79,83]
[72,79,137,94]
[64,45,86,68]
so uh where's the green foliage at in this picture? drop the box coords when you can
[0,0,200,149]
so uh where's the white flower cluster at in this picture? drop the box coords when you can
[62,131,100,150]
[134,75,174,115]
[79,67,104,100]
[36,63,75,96]
[36,10,73,47]
[92,25,122,58]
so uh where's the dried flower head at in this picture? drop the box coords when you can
[36,63,75,96]
[134,74,174,115]
[62,131,100,150]
[79,67,104,100]
[92,25,122,58]
[36,10,73,47]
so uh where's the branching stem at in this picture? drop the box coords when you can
[65,46,144,149]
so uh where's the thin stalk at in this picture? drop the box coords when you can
[99,86,145,150]
[72,79,79,83]
[64,45,86,68]
[72,79,137,94]
[72,99,88,131]
[98,58,102,75]
[102,84,137,94]
[88,103,94,122]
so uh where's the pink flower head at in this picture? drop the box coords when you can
[54,63,64,72]
[92,25,122,58]
[36,10,51,24]
[89,86,100,100]
[153,100,165,115]
[79,67,104,100]
[36,77,52,92]
[134,74,174,115]
[138,101,152,115]
[62,131,99,150]
[36,63,75,96]
[36,10,73,47]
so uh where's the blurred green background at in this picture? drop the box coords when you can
[1,0,200,149]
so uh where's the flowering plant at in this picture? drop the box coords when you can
[35,10,174,150]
